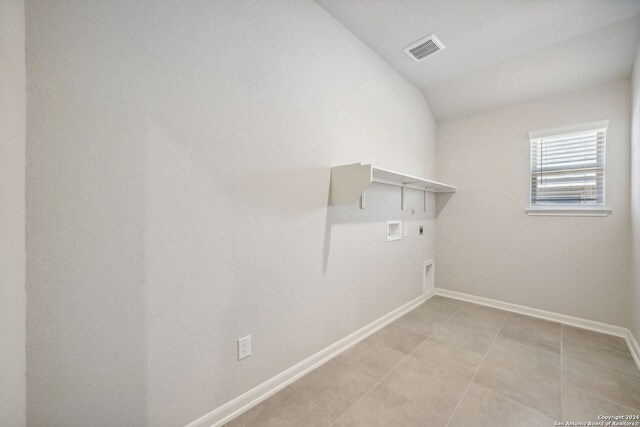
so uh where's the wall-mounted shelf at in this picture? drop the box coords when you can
[329,163,456,210]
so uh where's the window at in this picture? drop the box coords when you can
[527,120,610,216]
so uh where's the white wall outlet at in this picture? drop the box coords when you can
[238,335,251,360]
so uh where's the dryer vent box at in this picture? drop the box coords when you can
[387,221,402,242]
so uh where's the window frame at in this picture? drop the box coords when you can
[526,120,611,217]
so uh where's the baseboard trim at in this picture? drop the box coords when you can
[435,288,640,370]
[627,330,640,371]
[435,288,627,337]
[185,293,432,427]
[187,288,640,427]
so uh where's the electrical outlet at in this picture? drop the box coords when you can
[238,335,251,360]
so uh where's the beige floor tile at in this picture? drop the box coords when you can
[429,320,497,355]
[425,295,464,309]
[441,306,506,343]
[449,383,555,427]
[226,302,639,426]
[563,325,630,354]
[498,313,560,354]
[563,336,640,379]
[562,384,640,422]
[336,340,405,381]
[292,357,377,418]
[382,356,470,418]
[411,297,463,321]
[454,304,508,331]
[226,386,334,427]
[391,309,445,337]
[411,337,484,381]
[563,357,640,410]
[474,339,561,418]
[336,384,447,427]
[364,323,427,355]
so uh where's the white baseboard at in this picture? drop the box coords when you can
[627,329,640,371]
[435,288,627,337]
[435,288,640,370]
[185,293,433,427]
[187,287,640,427]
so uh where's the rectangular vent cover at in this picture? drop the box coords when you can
[404,35,445,62]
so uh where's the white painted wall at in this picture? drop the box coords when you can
[436,80,631,327]
[631,45,640,340]
[26,1,437,426]
[0,0,26,425]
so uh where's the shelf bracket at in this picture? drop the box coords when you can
[424,189,428,211]
[401,185,406,210]
[329,163,456,208]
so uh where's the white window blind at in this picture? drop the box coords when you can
[530,127,606,207]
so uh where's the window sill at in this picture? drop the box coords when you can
[525,208,612,217]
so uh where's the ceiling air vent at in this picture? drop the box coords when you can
[404,34,445,62]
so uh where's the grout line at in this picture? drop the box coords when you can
[470,381,558,420]
[564,336,634,357]
[332,349,405,425]
[287,298,434,422]
[286,382,336,425]
[288,361,345,423]
[562,325,640,414]
[560,325,640,412]
[333,300,466,424]
[496,313,562,358]
[294,387,337,424]
[444,312,508,427]
[565,380,640,412]
[562,352,640,381]
[289,368,344,423]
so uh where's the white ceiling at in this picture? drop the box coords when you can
[315,0,640,121]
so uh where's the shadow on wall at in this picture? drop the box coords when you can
[435,192,454,217]
[322,181,437,274]
[27,0,442,422]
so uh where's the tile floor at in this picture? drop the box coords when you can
[225,296,640,426]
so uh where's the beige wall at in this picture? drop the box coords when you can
[0,0,26,426]
[26,1,437,426]
[436,79,631,326]
[631,44,640,339]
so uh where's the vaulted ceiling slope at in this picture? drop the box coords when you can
[315,0,640,121]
